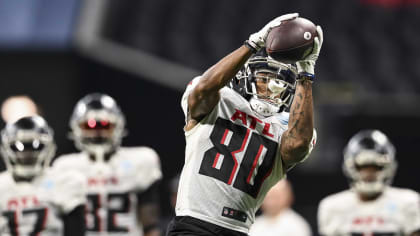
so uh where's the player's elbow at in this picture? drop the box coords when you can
[282,137,312,164]
[290,142,311,162]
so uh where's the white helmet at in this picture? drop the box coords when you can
[69,93,125,160]
[343,129,397,196]
[1,116,56,179]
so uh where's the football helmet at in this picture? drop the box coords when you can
[230,49,297,117]
[0,116,56,179]
[69,93,125,160]
[343,129,397,196]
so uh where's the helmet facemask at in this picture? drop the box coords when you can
[233,54,297,117]
[70,94,126,162]
[1,117,56,180]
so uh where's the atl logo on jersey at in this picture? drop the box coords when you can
[230,109,274,138]
[7,196,40,210]
[88,176,119,186]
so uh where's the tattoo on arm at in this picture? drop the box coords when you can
[281,80,314,167]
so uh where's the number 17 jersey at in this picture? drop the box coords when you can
[177,77,300,234]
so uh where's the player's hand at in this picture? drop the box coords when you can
[296,25,323,76]
[248,13,299,52]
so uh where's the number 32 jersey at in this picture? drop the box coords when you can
[53,147,162,236]
[177,77,315,234]
[0,170,86,236]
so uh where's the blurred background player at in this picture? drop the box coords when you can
[249,179,312,236]
[53,93,163,236]
[1,95,40,125]
[168,13,321,236]
[318,130,420,236]
[0,116,86,236]
[1,95,41,172]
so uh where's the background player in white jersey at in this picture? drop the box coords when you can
[0,116,86,236]
[167,13,323,236]
[318,130,420,236]
[53,93,163,236]
[249,179,312,236]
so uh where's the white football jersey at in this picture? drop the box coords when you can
[52,147,162,236]
[249,209,312,236]
[318,186,420,236]
[176,77,315,234]
[0,169,86,236]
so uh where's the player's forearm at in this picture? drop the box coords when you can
[138,204,160,236]
[189,45,253,120]
[281,79,314,165]
[411,230,420,236]
[144,228,161,236]
[200,45,253,92]
[63,205,86,236]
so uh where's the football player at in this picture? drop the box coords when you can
[318,130,420,236]
[0,116,86,236]
[249,179,312,236]
[52,93,162,236]
[167,13,323,236]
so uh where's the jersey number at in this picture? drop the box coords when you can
[87,193,130,233]
[199,118,278,198]
[3,208,47,236]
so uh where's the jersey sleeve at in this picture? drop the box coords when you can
[317,197,336,236]
[300,128,317,163]
[283,129,317,171]
[51,170,87,214]
[130,147,163,191]
[401,191,420,234]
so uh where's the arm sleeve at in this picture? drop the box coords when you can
[55,171,87,214]
[299,128,317,163]
[63,205,86,236]
[133,147,163,191]
[317,198,333,236]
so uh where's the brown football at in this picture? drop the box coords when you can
[265,17,317,63]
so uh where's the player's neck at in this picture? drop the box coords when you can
[13,174,35,183]
[88,150,115,162]
[358,192,382,202]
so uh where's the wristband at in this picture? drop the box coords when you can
[296,72,315,83]
[244,40,258,53]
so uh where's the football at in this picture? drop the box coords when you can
[265,17,317,63]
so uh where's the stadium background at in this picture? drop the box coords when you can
[1,0,420,234]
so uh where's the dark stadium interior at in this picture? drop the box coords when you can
[1,0,420,234]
